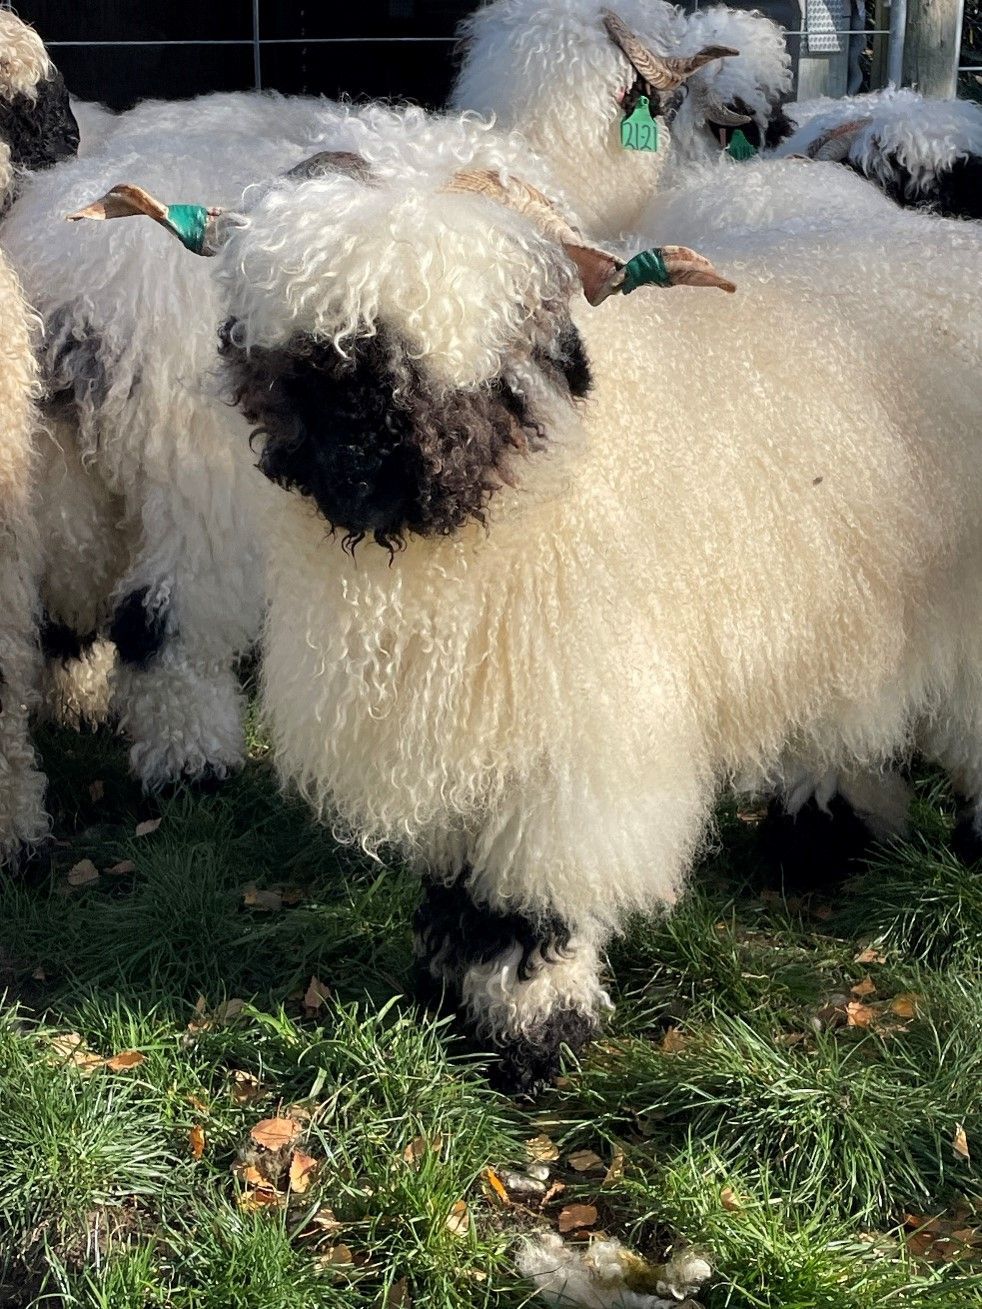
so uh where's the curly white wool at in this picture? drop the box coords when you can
[518,1233,712,1307]
[0,248,48,857]
[0,11,53,102]
[667,4,792,171]
[779,86,982,194]
[450,0,684,239]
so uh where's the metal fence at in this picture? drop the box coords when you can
[2,1,972,104]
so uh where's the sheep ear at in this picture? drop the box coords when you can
[66,183,234,255]
[562,243,626,306]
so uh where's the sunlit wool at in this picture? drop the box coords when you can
[206,154,982,1061]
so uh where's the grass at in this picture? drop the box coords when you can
[1,721,980,1307]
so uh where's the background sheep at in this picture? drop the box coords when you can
[0,9,78,209]
[777,88,982,221]
[87,122,981,1090]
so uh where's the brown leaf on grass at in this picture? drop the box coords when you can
[541,1180,567,1206]
[104,1050,145,1071]
[242,883,283,912]
[49,1032,103,1074]
[303,975,333,1017]
[953,1124,971,1163]
[568,1149,604,1173]
[526,1134,560,1163]
[230,1070,264,1105]
[134,818,161,837]
[237,1184,281,1212]
[558,1203,599,1234]
[311,1206,343,1234]
[190,1125,205,1160]
[67,859,99,888]
[31,966,46,981]
[445,1200,470,1237]
[317,1244,354,1269]
[602,1146,626,1188]
[846,1000,877,1028]
[250,1117,300,1151]
[850,977,877,998]
[889,993,921,1020]
[811,903,834,921]
[105,859,136,877]
[289,1150,319,1194]
[88,780,105,803]
[381,1278,411,1306]
[721,1186,743,1212]
[187,996,245,1034]
[484,1167,511,1206]
[660,1027,689,1053]
[402,1134,443,1168]
[854,945,887,965]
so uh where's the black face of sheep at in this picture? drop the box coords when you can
[707,95,795,155]
[222,321,588,553]
[855,153,982,222]
[0,70,79,174]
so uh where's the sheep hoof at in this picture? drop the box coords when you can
[951,813,982,868]
[487,1008,598,1098]
[758,793,872,891]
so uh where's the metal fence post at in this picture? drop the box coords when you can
[252,0,262,91]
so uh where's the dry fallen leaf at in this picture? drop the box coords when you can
[318,1243,354,1268]
[237,1185,281,1212]
[660,1027,689,1054]
[850,977,877,998]
[854,945,887,965]
[250,1116,300,1151]
[953,1124,971,1163]
[289,1149,319,1194]
[230,1070,264,1105]
[558,1203,599,1234]
[484,1167,511,1206]
[382,1278,411,1306]
[403,1134,443,1168]
[721,1186,743,1212]
[541,1180,567,1206]
[233,1161,271,1188]
[602,1146,626,1188]
[303,975,333,1017]
[889,993,921,1020]
[49,1032,104,1074]
[190,1125,205,1160]
[242,883,283,911]
[568,1149,604,1173]
[104,1050,145,1071]
[67,858,99,888]
[135,818,161,837]
[88,780,105,803]
[104,859,136,877]
[31,965,46,981]
[526,1134,560,1163]
[445,1200,470,1237]
[846,1000,876,1028]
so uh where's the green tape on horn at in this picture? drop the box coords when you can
[621,247,672,293]
[164,204,211,255]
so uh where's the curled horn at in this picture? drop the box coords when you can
[285,150,376,183]
[704,99,753,128]
[806,119,866,162]
[66,182,232,255]
[602,9,737,90]
[446,168,735,303]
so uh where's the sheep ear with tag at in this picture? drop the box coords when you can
[66,183,236,256]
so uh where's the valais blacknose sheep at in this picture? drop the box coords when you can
[76,125,982,1090]
[0,10,78,211]
[778,87,982,222]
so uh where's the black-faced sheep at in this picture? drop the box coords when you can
[75,127,981,1089]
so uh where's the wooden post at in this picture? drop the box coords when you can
[902,0,965,97]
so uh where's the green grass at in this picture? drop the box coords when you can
[1,729,980,1307]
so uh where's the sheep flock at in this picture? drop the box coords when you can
[1,2,981,1101]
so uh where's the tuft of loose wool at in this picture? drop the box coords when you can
[517,1232,711,1308]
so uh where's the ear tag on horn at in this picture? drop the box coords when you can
[726,129,757,162]
[620,95,659,151]
[621,248,672,293]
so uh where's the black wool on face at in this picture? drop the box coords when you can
[0,71,79,175]
[223,323,573,552]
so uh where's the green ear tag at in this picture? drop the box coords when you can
[726,129,757,162]
[621,248,672,294]
[620,95,659,152]
[164,204,210,254]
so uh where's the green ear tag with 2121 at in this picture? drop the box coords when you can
[621,95,659,151]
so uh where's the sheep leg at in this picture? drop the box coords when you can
[414,875,611,1095]
[106,482,256,791]
[919,713,982,866]
[0,551,48,863]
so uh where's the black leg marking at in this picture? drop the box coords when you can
[951,796,982,866]
[413,876,572,987]
[109,588,169,668]
[490,1008,598,1098]
[759,792,873,892]
[40,617,96,664]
